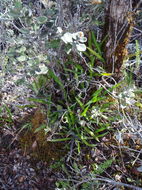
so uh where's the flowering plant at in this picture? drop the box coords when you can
[35,64,48,75]
[57,27,87,53]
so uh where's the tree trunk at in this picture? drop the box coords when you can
[103,0,134,77]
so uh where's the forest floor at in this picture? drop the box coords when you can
[0,77,57,190]
[0,1,142,190]
[0,77,142,189]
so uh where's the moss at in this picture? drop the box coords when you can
[19,108,67,164]
[114,13,134,76]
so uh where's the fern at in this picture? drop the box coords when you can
[92,159,113,175]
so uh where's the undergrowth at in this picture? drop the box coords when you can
[1,1,142,189]
[21,33,142,189]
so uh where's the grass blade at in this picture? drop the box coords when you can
[87,47,105,62]
[91,31,102,56]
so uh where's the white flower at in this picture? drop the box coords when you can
[72,31,87,43]
[79,36,87,43]
[80,120,86,126]
[118,87,136,106]
[57,27,63,34]
[61,32,73,44]
[76,43,86,52]
[35,64,48,75]
[72,31,84,40]
[91,108,101,117]
[60,31,87,52]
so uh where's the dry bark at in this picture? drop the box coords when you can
[103,0,134,77]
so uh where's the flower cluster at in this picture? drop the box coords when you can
[57,27,87,53]
[118,87,136,107]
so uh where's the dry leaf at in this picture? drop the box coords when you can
[32,140,38,151]
[91,0,103,5]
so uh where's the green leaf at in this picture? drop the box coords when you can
[3,104,13,122]
[86,96,103,107]
[17,104,37,108]
[34,124,46,133]
[85,88,103,106]
[37,16,47,24]
[100,73,112,76]
[8,1,23,18]
[75,97,84,109]
[93,159,113,175]
[75,64,84,71]
[82,126,95,137]
[48,69,64,89]
[20,28,30,34]
[17,55,27,62]
[20,123,32,131]
[81,106,89,117]
[80,136,96,147]
[83,51,91,59]
[14,1,22,10]
[95,132,108,139]
[31,81,40,94]
[87,47,105,62]
[8,10,20,18]
[45,39,60,49]
[28,97,52,105]
[77,141,81,154]
[16,46,26,53]
[94,126,107,133]
[91,31,102,56]
[48,138,71,142]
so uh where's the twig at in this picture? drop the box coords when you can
[110,145,142,153]
[58,176,142,189]
[75,177,142,190]
[133,0,142,12]
[132,149,142,166]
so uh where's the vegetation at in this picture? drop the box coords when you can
[0,0,142,189]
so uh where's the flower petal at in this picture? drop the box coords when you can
[76,43,86,51]
[72,31,84,40]
[61,32,73,44]
[79,37,87,43]
[57,27,63,34]
[76,31,84,38]
[36,64,48,75]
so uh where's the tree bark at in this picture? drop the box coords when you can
[103,0,134,77]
